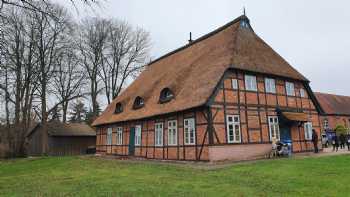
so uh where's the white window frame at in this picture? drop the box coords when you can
[304,122,313,140]
[265,78,276,93]
[323,119,329,129]
[232,79,238,90]
[155,122,163,147]
[184,118,196,145]
[286,82,295,96]
[245,75,257,91]
[300,89,306,98]
[116,127,123,145]
[168,120,178,146]
[135,125,142,146]
[107,128,113,145]
[268,116,280,141]
[226,115,241,143]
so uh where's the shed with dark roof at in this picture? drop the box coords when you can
[26,121,96,156]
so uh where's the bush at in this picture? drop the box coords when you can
[334,124,348,134]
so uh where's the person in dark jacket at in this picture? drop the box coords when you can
[332,134,339,152]
[347,134,350,151]
[339,133,346,149]
[312,129,318,153]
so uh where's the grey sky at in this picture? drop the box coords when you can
[59,0,350,96]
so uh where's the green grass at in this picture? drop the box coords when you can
[0,155,349,197]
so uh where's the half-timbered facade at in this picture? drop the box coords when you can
[92,15,323,161]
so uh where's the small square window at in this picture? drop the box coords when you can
[265,78,276,93]
[245,75,257,91]
[232,79,238,89]
[286,82,295,96]
[300,89,305,97]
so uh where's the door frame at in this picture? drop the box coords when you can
[129,127,135,156]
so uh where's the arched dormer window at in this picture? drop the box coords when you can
[133,96,144,109]
[115,102,123,114]
[159,88,174,103]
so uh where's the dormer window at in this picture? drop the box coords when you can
[133,96,144,109]
[159,88,174,103]
[115,102,123,114]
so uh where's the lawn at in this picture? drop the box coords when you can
[0,155,349,197]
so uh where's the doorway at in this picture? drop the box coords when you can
[129,127,135,156]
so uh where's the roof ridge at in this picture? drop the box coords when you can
[315,92,350,98]
[147,15,247,66]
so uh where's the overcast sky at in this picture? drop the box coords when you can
[58,0,350,96]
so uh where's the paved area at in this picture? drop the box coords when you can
[91,148,350,170]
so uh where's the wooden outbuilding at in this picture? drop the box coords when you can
[26,121,96,156]
[92,15,323,161]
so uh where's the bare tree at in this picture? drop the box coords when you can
[31,2,73,154]
[52,47,86,123]
[100,20,150,104]
[77,17,109,119]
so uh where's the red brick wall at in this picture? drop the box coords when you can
[320,115,350,131]
[211,70,321,154]
[96,108,210,161]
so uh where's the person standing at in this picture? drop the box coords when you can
[312,129,319,153]
[347,134,350,151]
[332,134,339,152]
[339,133,346,149]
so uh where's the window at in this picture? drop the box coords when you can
[323,119,329,129]
[268,116,280,141]
[226,115,241,143]
[245,75,257,91]
[115,102,123,113]
[300,89,305,98]
[232,79,238,89]
[107,128,113,145]
[286,82,295,96]
[159,88,174,103]
[184,118,195,145]
[135,125,142,146]
[265,78,276,93]
[133,96,144,109]
[304,122,313,140]
[155,123,163,146]
[116,127,123,145]
[168,120,177,145]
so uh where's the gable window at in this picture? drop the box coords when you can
[135,125,142,146]
[245,75,257,91]
[116,127,123,145]
[133,96,144,109]
[115,102,123,114]
[226,115,241,143]
[286,82,295,96]
[300,89,306,98]
[265,78,276,93]
[304,122,313,140]
[268,116,280,141]
[155,123,163,146]
[323,119,329,129]
[159,88,174,103]
[168,120,177,145]
[184,118,195,145]
[232,79,238,90]
[107,128,113,145]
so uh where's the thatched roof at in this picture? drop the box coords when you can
[315,92,350,116]
[92,15,308,126]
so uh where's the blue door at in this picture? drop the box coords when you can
[129,127,135,156]
[280,125,291,143]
